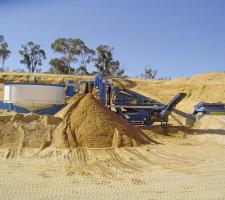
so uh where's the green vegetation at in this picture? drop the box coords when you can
[0,34,159,78]
[0,35,11,71]
[19,42,46,73]
[95,45,124,77]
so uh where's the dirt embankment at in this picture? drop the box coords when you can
[128,72,225,113]
[0,72,93,84]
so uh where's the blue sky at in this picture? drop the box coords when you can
[0,0,224,78]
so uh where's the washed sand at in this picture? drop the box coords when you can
[0,113,61,148]
[52,93,155,148]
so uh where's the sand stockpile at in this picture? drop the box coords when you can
[0,113,61,149]
[55,93,84,119]
[52,94,155,148]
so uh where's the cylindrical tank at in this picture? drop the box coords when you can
[3,82,65,111]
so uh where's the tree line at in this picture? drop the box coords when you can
[0,35,160,79]
[0,35,125,78]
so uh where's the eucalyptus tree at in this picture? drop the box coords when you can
[0,35,11,71]
[19,41,46,73]
[50,38,95,75]
[78,41,95,73]
[95,45,123,77]
[49,57,74,74]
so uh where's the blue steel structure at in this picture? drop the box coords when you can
[92,74,187,125]
[194,102,225,115]
[0,102,65,115]
[110,87,186,125]
[77,74,107,103]
[93,73,107,104]
[66,80,75,97]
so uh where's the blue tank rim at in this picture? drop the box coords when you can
[3,82,65,87]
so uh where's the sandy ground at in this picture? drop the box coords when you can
[0,72,224,199]
[1,134,225,200]
[189,115,225,146]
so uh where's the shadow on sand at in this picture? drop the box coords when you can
[140,125,225,137]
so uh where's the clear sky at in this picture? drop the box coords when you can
[0,0,224,78]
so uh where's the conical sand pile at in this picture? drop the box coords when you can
[52,94,155,148]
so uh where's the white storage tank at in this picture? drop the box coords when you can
[3,82,65,111]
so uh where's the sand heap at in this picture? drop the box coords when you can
[52,94,154,148]
[0,113,61,148]
[55,93,84,119]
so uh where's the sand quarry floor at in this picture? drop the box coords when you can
[0,72,225,200]
[1,134,225,200]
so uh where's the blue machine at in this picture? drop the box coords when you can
[92,73,107,104]
[194,102,225,115]
[94,73,103,89]
[109,87,186,125]
[98,81,106,104]
[89,73,187,125]
[66,80,75,97]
